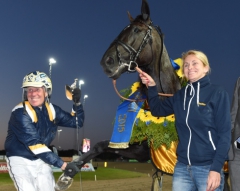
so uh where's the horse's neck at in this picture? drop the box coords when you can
[149,43,181,98]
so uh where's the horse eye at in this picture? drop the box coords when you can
[134,27,140,33]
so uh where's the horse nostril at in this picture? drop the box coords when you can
[105,57,114,65]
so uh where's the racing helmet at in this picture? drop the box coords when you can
[22,71,52,99]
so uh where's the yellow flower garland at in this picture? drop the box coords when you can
[127,82,178,149]
[121,58,183,150]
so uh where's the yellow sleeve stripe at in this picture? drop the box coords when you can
[29,144,51,155]
[71,108,75,116]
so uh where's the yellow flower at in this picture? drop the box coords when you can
[136,109,151,122]
[137,109,165,124]
[150,115,164,124]
[166,114,175,122]
[130,82,140,94]
[130,82,175,123]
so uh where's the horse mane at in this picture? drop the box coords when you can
[137,27,181,100]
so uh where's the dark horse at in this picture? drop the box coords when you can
[75,0,180,188]
[100,2,181,96]
[75,0,230,190]
[78,0,181,168]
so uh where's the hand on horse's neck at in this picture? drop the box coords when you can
[136,66,173,97]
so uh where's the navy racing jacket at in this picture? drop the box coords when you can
[147,75,231,173]
[5,101,84,168]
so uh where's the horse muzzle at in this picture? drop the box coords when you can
[100,55,121,79]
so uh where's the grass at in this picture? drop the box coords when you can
[0,173,13,184]
[71,167,145,181]
[0,167,146,184]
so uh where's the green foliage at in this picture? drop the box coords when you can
[119,86,132,103]
[179,76,188,87]
[130,119,178,150]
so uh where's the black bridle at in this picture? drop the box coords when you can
[114,20,164,73]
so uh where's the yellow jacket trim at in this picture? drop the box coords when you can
[45,102,56,121]
[29,144,51,154]
[24,101,37,123]
[18,101,56,123]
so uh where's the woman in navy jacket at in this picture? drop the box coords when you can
[139,50,231,191]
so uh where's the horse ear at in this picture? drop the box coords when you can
[141,0,150,21]
[127,11,134,22]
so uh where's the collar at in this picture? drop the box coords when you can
[183,75,210,110]
[187,75,210,88]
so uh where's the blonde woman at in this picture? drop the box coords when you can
[139,50,231,191]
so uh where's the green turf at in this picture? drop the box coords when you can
[0,167,146,184]
[56,167,145,181]
[0,173,13,184]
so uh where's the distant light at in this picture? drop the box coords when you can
[79,80,84,89]
[84,95,88,99]
[49,58,56,65]
[79,80,84,85]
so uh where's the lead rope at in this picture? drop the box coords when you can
[113,66,173,102]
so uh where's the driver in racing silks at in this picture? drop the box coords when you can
[4,71,83,191]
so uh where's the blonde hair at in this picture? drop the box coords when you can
[181,50,211,80]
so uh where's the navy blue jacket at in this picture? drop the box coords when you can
[5,102,84,168]
[147,75,231,173]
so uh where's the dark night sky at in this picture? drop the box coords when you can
[0,0,239,150]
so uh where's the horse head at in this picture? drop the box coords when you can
[100,0,181,97]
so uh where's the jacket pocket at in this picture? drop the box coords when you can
[208,131,216,150]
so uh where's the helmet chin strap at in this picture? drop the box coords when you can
[45,96,50,104]
[22,88,26,102]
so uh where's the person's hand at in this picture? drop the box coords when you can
[72,88,81,104]
[64,162,80,178]
[206,171,221,191]
[139,72,156,87]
